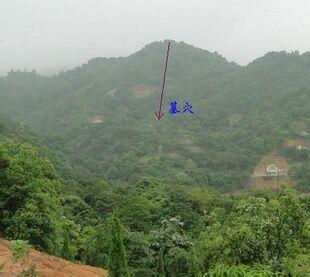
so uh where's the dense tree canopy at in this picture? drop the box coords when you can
[0,139,308,276]
[0,141,76,256]
[0,41,309,276]
[0,41,308,191]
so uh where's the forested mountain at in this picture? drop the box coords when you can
[0,41,309,191]
[0,114,20,139]
[0,40,309,276]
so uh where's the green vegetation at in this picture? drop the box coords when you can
[0,240,38,276]
[0,141,76,257]
[11,240,31,263]
[205,264,281,276]
[0,41,308,275]
[0,140,308,275]
[0,41,308,191]
[107,213,130,277]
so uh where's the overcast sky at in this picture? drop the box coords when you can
[1,0,310,75]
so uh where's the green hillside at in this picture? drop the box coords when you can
[0,113,20,139]
[0,41,309,191]
[0,112,44,147]
[0,140,308,276]
[0,41,309,276]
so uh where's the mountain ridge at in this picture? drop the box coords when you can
[0,40,308,191]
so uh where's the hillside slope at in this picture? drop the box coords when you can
[0,238,107,276]
[0,40,308,190]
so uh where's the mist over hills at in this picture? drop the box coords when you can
[0,40,309,191]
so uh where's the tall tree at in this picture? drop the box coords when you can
[107,213,130,277]
[156,247,165,277]
[0,140,74,256]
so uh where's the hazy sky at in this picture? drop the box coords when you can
[1,0,310,75]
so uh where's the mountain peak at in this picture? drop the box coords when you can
[130,40,232,67]
[140,39,209,54]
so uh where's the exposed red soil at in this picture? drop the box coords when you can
[0,238,107,277]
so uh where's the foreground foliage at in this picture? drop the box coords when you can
[0,141,308,276]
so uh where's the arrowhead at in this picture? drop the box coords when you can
[155,112,164,120]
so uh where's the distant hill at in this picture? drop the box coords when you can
[0,113,24,140]
[0,40,309,191]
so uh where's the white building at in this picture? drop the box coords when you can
[266,164,287,176]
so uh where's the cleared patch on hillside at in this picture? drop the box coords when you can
[106,89,117,97]
[294,121,309,135]
[168,152,182,159]
[0,238,107,276]
[88,114,104,124]
[228,113,242,124]
[249,176,294,191]
[285,138,308,149]
[182,137,205,153]
[187,145,204,153]
[131,84,156,97]
[250,152,294,190]
[253,152,290,175]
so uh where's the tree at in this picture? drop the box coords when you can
[196,189,308,273]
[151,217,193,276]
[0,141,74,256]
[107,213,130,277]
[156,247,165,277]
[205,264,280,276]
[79,225,109,267]
[11,240,37,276]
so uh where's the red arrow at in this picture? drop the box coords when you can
[155,41,171,120]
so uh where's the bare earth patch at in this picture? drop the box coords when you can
[181,136,204,153]
[249,176,294,191]
[294,121,309,135]
[131,84,156,97]
[250,152,294,190]
[285,138,308,148]
[0,238,107,277]
[253,152,290,175]
[106,89,117,97]
[186,145,204,153]
[88,115,104,124]
[228,113,242,124]
[168,152,181,159]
